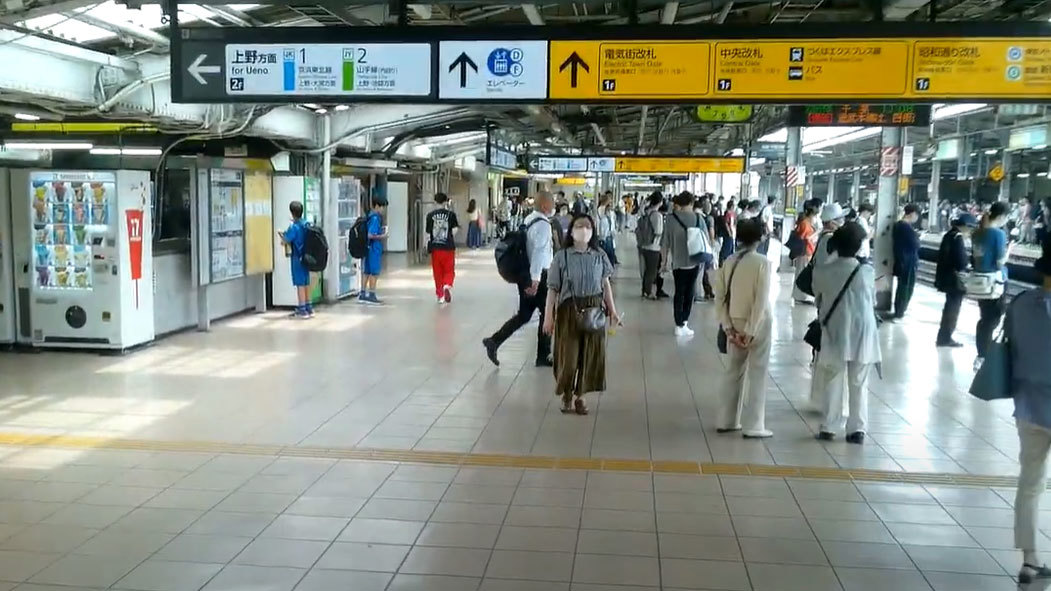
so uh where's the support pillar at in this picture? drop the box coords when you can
[785,127,802,214]
[999,149,1012,203]
[828,172,837,203]
[851,168,862,207]
[320,114,338,303]
[928,159,942,233]
[874,127,904,312]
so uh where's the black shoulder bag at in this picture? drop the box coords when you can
[804,263,862,351]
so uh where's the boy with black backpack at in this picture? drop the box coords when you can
[278,200,313,319]
[360,196,389,305]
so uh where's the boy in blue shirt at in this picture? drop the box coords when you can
[360,196,388,305]
[278,200,313,318]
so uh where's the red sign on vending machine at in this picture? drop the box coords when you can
[125,209,143,308]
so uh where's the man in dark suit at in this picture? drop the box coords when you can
[935,214,978,347]
[891,204,922,319]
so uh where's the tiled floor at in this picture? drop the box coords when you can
[0,246,1034,590]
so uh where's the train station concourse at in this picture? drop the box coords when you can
[0,0,1051,589]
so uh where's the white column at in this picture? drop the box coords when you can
[786,127,802,212]
[320,115,338,303]
[828,172,837,203]
[851,168,862,207]
[999,149,1012,203]
[874,127,903,312]
[928,159,942,233]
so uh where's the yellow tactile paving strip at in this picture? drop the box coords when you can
[0,432,1019,488]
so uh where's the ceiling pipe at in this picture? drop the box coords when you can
[660,1,679,23]
[66,11,170,47]
[637,106,648,154]
[520,4,545,24]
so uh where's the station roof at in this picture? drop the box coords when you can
[0,0,1049,160]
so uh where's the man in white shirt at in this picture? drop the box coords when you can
[484,192,558,367]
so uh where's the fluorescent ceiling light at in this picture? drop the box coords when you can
[4,142,92,150]
[17,2,259,45]
[13,113,40,121]
[1035,144,1048,150]
[984,149,998,155]
[932,103,988,120]
[1038,172,1048,177]
[301,103,321,110]
[90,147,162,155]
[334,105,350,112]
[315,108,328,115]
[1018,173,1031,178]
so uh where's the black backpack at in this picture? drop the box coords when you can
[495,217,544,284]
[301,224,329,272]
[347,216,369,259]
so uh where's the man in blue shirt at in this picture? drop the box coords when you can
[360,196,388,305]
[972,201,1011,364]
[890,204,921,319]
[278,200,312,318]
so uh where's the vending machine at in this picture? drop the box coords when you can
[0,170,14,344]
[271,175,322,307]
[10,170,154,350]
[327,176,361,300]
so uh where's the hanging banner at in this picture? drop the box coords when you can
[880,147,901,177]
[125,209,144,308]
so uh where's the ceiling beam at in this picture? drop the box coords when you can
[67,11,170,46]
[660,1,679,23]
[520,3,544,24]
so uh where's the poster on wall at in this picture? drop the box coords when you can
[243,170,274,275]
[209,169,245,282]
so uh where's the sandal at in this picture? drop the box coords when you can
[559,394,574,414]
[574,398,589,415]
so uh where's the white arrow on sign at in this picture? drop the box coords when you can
[188,54,220,85]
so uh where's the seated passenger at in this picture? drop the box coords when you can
[813,222,880,444]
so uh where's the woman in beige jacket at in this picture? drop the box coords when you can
[714,218,774,439]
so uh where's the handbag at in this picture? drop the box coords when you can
[803,263,862,352]
[672,213,707,265]
[560,250,607,333]
[960,271,1005,300]
[969,330,1012,401]
[795,262,815,296]
[717,253,744,354]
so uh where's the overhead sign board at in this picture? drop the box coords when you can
[713,40,911,98]
[225,44,431,97]
[693,105,754,123]
[588,157,615,172]
[549,41,710,100]
[912,39,1051,97]
[439,41,548,100]
[787,105,932,127]
[173,24,1051,104]
[614,157,745,174]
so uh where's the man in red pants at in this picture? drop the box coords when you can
[425,192,460,303]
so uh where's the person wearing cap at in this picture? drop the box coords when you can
[935,213,978,347]
[1010,237,1051,585]
[807,202,848,412]
[891,204,922,319]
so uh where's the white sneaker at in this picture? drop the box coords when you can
[742,429,774,439]
[674,326,686,337]
[682,323,695,337]
[437,297,446,304]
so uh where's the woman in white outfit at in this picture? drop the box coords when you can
[812,222,881,444]
[715,219,774,439]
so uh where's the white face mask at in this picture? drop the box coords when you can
[572,228,592,245]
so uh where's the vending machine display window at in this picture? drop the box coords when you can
[208,169,245,282]
[30,172,114,292]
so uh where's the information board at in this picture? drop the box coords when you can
[173,25,1051,103]
[548,41,710,100]
[912,38,1051,97]
[787,105,932,127]
[614,157,744,174]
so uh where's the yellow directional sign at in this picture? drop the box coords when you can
[550,41,710,100]
[912,38,1051,97]
[989,163,1005,182]
[712,40,911,98]
[613,157,744,174]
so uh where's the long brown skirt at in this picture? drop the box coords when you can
[553,296,607,398]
